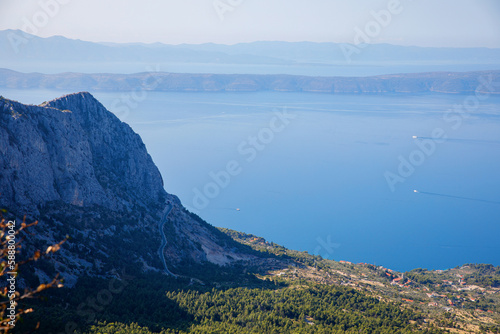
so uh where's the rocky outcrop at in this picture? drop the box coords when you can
[0,92,166,213]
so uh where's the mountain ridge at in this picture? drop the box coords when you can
[3,29,500,65]
[3,29,500,78]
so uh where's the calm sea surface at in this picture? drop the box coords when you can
[3,88,500,271]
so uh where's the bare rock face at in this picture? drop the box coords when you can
[0,92,166,213]
[0,92,258,286]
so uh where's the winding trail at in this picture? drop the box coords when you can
[158,202,177,277]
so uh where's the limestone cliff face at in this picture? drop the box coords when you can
[0,92,258,286]
[0,92,166,213]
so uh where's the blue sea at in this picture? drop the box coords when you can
[3,88,500,271]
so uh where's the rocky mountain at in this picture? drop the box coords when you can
[0,92,265,287]
[1,68,499,94]
[0,92,166,213]
[0,30,287,65]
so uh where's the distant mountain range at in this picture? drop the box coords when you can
[1,29,500,76]
[1,68,499,95]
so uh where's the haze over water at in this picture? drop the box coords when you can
[4,88,500,271]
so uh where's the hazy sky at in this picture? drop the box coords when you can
[0,0,499,47]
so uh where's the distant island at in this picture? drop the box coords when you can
[1,68,499,95]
